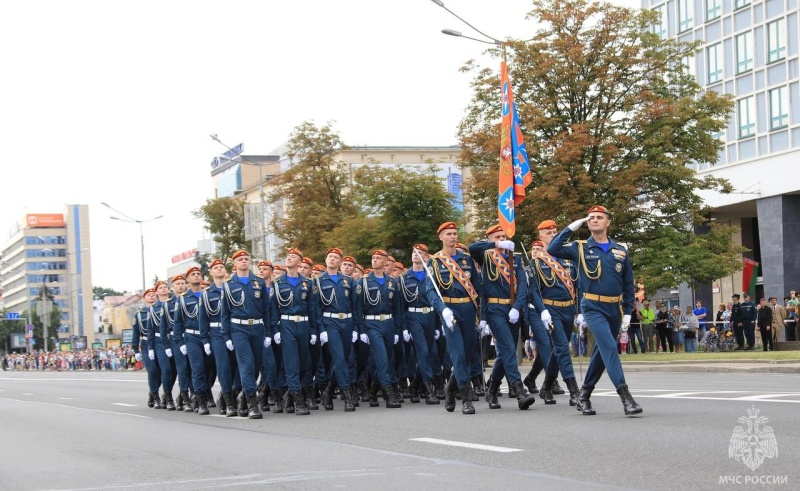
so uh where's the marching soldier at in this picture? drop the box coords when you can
[147,281,176,410]
[424,222,482,414]
[199,259,241,416]
[132,287,161,408]
[470,224,536,411]
[174,266,210,415]
[548,205,643,416]
[257,260,280,413]
[343,256,369,401]
[312,248,358,411]
[269,248,319,416]
[163,274,194,412]
[528,220,580,406]
[220,250,270,419]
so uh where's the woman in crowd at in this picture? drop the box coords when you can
[671,306,685,353]
[655,303,674,353]
[682,306,699,353]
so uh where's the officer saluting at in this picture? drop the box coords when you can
[220,250,270,419]
[548,205,642,416]
[132,287,161,409]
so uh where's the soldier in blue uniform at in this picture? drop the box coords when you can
[469,224,536,411]
[256,260,278,413]
[220,250,270,419]
[738,293,757,351]
[354,249,404,408]
[548,205,643,416]
[423,222,481,414]
[199,258,241,416]
[399,244,441,405]
[133,287,161,408]
[312,248,358,411]
[174,266,210,415]
[528,220,580,407]
[162,274,194,412]
[269,248,319,416]
[341,256,367,402]
[147,281,176,410]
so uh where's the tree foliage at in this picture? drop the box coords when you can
[458,0,740,291]
[93,286,123,299]
[192,197,248,262]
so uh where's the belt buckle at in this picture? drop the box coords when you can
[379,314,386,321]
[338,313,345,319]
[422,307,430,314]
[247,319,254,325]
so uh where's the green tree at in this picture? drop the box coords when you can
[268,121,358,262]
[93,286,123,299]
[322,214,383,266]
[192,197,248,262]
[458,0,740,284]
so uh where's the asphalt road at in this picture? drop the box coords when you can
[1,370,797,490]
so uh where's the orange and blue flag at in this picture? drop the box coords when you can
[498,60,531,238]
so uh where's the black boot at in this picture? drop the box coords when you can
[471,375,485,397]
[217,392,226,414]
[460,385,475,414]
[485,379,501,409]
[512,380,535,410]
[272,387,284,414]
[152,392,163,409]
[539,374,557,405]
[176,392,185,412]
[181,391,193,413]
[305,386,319,410]
[237,391,249,417]
[197,392,209,415]
[564,378,580,407]
[578,385,596,415]
[163,391,176,411]
[321,382,334,411]
[392,383,404,403]
[343,386,356,412]
[192,393,199,413]
[433,375,445,400]
[399,378,410,398]
[246,393,262,419]
[284,389,295,414]
[258,390,269,412]
[507,381,517,398]
[384,385,401,408]
[369,381,381,407]
[147,391,155,408]
[551,380,565,395]
[224,392,237,417]
[358,381,370,403]
[616,384,643,415]
[523,371,538,394]
[206,389,217,408]
[350,386,360,407]
[409,377,420,403]
[444,375,457,412]
[293,390,310,416]
[425,382,440,405]
[469,383,479,401]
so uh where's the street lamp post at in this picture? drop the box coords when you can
[101,203,163,292]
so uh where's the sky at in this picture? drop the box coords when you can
[0,0,637,293]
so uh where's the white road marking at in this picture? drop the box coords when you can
[21,392,34,396]
[112,403,137,407]
[0,377,146,382]
[410,437,522,453]
[58,397,76,400]
[594,390,800,404]
[0,398,150,418]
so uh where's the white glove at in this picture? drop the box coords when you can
[204,343,212,355]
[403,330,411,342]
[484,324,492,336]
[165,348,173,358]
[263,337,271,348]
[479,320,487,330]
[579,323,585,337]
[497,240,515,251]
[310,335,317,345]
[352,331,358,343]
[568,216,589,231]
[147,350,154,360]
[434,330,440,340]
[621,314,631,332]
[225,340,234,351]
[274,332,281,344]
[541,309,552,325]
[394,334,399,345]
[576,313,584,327]
[509,308,520,324]
[360,333,369,344]
[320,332,328,345]
[179,345,187,356]
[135,352,142,362]
[442,308,455,330]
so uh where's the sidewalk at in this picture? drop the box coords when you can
[621,359,800,374]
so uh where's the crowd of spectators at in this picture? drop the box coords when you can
[2,347,140,371]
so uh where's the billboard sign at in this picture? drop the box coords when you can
[211,143,244,169]
[122,329,133,344]
[9,333,26,349]
[26,214,65,228]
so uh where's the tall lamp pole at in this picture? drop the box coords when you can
[101,202,163,292]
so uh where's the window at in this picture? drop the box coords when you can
[678,0,693,32]
[682,55,696,79]
[652,4,667,40]
[734,0,751,9]
[707,43,723,83]
[738,96,756,138]
[710,129,725,141]
[736,32,753,73]
[767,19,786,63]
[769,87,789,129]
[706,0,721,21]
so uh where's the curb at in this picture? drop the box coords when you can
[622,359,800,365]
[623,365,800,374]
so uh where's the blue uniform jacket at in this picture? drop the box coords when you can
[146,299,168,351]
[220,274,269,342]
[424,250,482,316]
[198,283,224,341]
[527,253,579,313]
[400,269,434,310]
[131,305,150,354]
[174,290,209,345]
[468,241,527,317]
[312,272,357,317]
[354,272,404,335]
[547,227,634,315]
[159,295,181,341]
[269,274,319,337]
